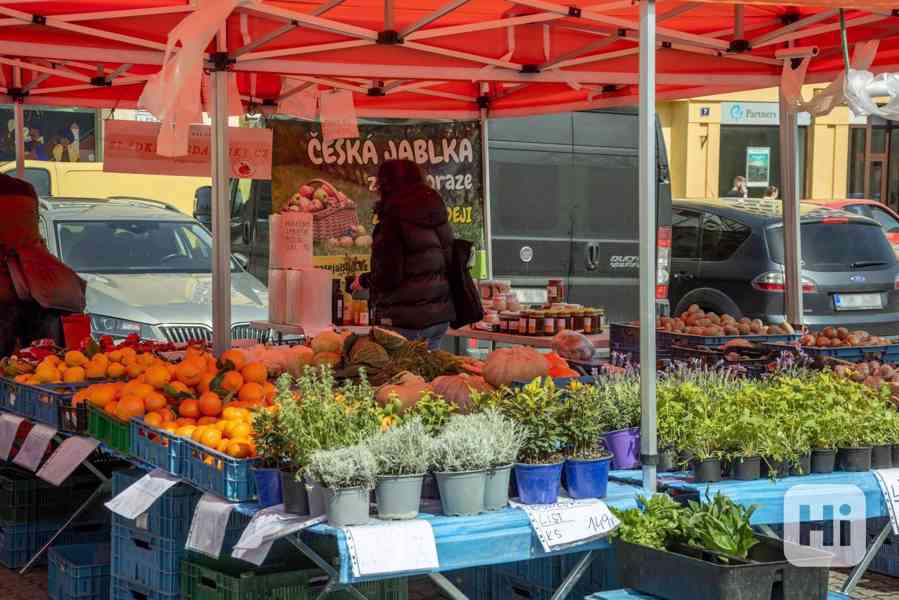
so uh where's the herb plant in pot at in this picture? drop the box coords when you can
[722,409,763,481]
[678,384,723,483]
[307,444,377,527]
[832,405,873,473]
[368,418,433,520]
[431,415,494,516]
[808,407,842,474]
[561,383,614,498]
[250,405,287,509]
[657,385,687,472]
[597,375,641,470]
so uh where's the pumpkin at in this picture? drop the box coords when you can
[375,372,430,411]
[483,347,550,388]
[311,330,344,355]
[311,352,341,368]
[348,338,390,369]
[430,374,493,413]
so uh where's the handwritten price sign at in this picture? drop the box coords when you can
[519,499,620,552]
[873,468,899,534]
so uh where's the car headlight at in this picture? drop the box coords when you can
[89,315,156,339]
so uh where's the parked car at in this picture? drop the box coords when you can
[808,198,899,256]
[37,197,270,343]
[669,198,899,335]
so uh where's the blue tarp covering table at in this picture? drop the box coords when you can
[609,469,888,524]
[237,481,641,584]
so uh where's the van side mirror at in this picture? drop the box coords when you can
[194,186,212,219]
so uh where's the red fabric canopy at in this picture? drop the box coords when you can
[0,1,897,117]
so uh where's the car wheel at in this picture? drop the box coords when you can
[674,290,743,319]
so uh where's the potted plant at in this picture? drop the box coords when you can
[866,390,894,469]
[722,408,764,481]
[251,400,290,510]
[431,415,494,516]
[561,383,614,498]
[657,383,687,472]
[596,374,641,470]
[493,379,566,505]
[368,418,433,520]
[808,407,841,474]
[889,411,899,467]
[307,444,377,527]
[676,383,723,483]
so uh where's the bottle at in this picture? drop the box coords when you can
[358,300,369,326]
[332,280,344,326]
[343,291,353,325]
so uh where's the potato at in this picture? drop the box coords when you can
[881,365,895,379]
[672,318,685,331]
[738,323,752,335]
[864,375,883,389]
[688,304,702,314]
[821,327,836,339]
[750,323,763,334]
[830,339,843,348]
[845,335,860,346]
[816,337,831,347]
[703,326,719,336]
[750,318,763,329]
[721,314,736,324]
[834,364,851,377]
[800,334,816,346]
[739,317,751,325]
[836,327,849,340]
[724,325,740,336]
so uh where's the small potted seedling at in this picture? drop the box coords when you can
[307,444,377,527]
[368,418,433,520]
[431,415,494,516]
[561,383,614,498]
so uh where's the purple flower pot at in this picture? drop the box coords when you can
[603,427,641,470]
[514,462,563,505]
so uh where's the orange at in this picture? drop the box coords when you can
[225,441,251,459]
[144,365,171,389]
[63,367,86,383]
[153,407,177,423]
[35,364,61,384]
[220,349,246,371]
[229,422,252,440]
[191,426,209,442]
[220,371,244,394]
[241,363,267,385]
[176,425,197,438]
[120,347,137,362]
[64,351,88,367]
[104,401,119,416]
[168,381,191,395]
[137,353,157,367]
[213,420,229,433]
[175,359,203,387]
[144,412,163,428]
[262,382,276,402]
[116,395,145,421]
[129,383,155,400]
[144,391,167,412]
[178,399,200,419]
[197,372,217,395]
[197,416,219,426]
[126,363,146,379]
[89,384,117,407]
[206,356,218,374]
[73,390,88,406]
[198,392,223,417]
[174,417,197,427]
[200,428,222,448]
[107,363,126,379]
[107,350,123,363]
[162,422,179,432]
[221,407,248,421]
[44,355,62,367]
[238,382,264,405]
[85,360,107,380]
[216,438,231,453]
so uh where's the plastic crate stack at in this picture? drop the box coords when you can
[867,517,899,577]
[0,465,110,569]
[48,544,111,600]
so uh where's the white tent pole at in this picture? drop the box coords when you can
[779,91,803,326]
[13,66,24,179]
[479,81,493,279]
[211,38,232,356]
[639,0,657,494]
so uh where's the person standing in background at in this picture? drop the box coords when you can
[723,175,748,199]
[763,185,779,200]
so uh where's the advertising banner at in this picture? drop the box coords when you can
[104,120,273,180]
[745,146,771,188]
[270,118,484,279]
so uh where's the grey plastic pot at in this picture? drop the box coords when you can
[730,456,760,481]
[893,445,899,468]
[692,458,721,483]
[435,469,487,516]
[375,474,424,520]
[811,449,836,474]
[281,471,309,515]
[484,464,513,511]
[323,487,370,527]
[658,450,677,473]
[304,476,326,517]
[872,444,893,469]
[790,453,811,477]
[837,446,872,472]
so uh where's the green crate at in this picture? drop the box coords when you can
[87,404,130,454]
[181,556,314,600]
[346,577,409,600]
[0,465,98,525]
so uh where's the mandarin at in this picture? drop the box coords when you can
[144,392,167,412]
[220,371,244,394]
[63,367,85,383]
[178,399,200,419]
[175,417,197,427]
[197,416,219,426]
[116,395,145,421]
[238,382,264,405]
[176,425,197,438]
[175,359,204,387]
[220,349,246,370]
[144,412,163,428]
[144,365,171,389]
[198,392,223,417]
[104,401,119,415]
[241,363,267,384]
[154,407,177,423]
[107,363,126,379]
[64,351,88,367]
[200,429,223,448]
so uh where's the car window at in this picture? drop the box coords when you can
[671,209,700,259]
[844,204,872,219]
[767,221,896,272]
[701,214,751,261]
[38,217,49,247]
[15,168,51,197]
[56,220,238,273]
[870,206,899,233]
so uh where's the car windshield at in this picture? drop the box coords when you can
[767,221,897,272]
[56,220,239,273]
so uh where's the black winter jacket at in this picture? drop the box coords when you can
[362,183,456,330]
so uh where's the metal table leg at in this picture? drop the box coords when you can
[550,550,595,600]
[757,524,779,539]
[429,573,469,600]
[287,535,371,600]
[842,521,891,595]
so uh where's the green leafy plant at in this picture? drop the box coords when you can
[403,392,457,435]
[680,491,759,559]
[560,382,611,459]
[611,494,684,550]
[367,418,433,477]
[594,374,641,432]
[307,444,378,490]
[431,415,495,472]
[490,379,565,464]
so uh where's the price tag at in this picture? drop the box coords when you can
[186,493,236,559]
[231,505,324,566]
[105,468,181,520]
[13,423,57,471]
[517,499,620,552]
[320,89,359,141]
[37,436,101,486]
[344,520,439,577]
[0,413,24,461]
[873,468,899,534]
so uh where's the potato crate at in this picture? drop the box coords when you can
[87,404,130,454]
[130,419,184,475]
[181,436,258,502]
[0,465,98,525]
[609,324,670,364]
[111,521,184,595]
[181,556,314,600]
[766,341,890,363]
[111,576,179,600]
[0,519,110,569]
[48,543,111,600]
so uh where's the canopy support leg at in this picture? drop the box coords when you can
[479,82,493,279]
[13,66,24,179]
[638,0,657,494]
[211,60,232,355]
[779,93,803,326]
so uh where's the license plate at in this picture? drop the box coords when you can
[834,293,884,311]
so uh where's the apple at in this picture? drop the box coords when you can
[313,187,328,202]
[300,185,314,198]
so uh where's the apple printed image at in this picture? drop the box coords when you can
[236,160,253,177]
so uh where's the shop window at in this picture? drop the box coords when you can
[848,127,866,199]
[719,126,808,199]
[701,214,751,261]
[671,209,700,259]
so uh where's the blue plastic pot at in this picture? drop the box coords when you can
[253,468,283,508]
[514,462,563,505]
[564,456,612,499]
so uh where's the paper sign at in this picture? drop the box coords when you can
[105,468,181,520]
[0,413,24,461]
[231,505,324,565]
[37,436,101,486]
[104,120,273,179]
[344,520,439,577]
[517,499,620,552]
[13,423,57,471]
[320,90,359,142]
[873,468,899,534]
[186,493,236,558]
[279,79,318,120]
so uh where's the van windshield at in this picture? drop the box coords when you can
[56,220,239,273]
[767,222,896,272]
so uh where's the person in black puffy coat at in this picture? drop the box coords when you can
[354,159,456,349]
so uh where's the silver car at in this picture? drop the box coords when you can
[38,197,269,343]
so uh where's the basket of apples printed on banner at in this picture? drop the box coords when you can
[288,179,372,251]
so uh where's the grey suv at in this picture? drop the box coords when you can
[37,197,270,343]
[670,198,899,336]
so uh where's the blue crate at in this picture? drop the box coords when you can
[111,576,180,600]
[767,341,889,363]
[48,543,111,600]
[664,331,800,348]
[130,419,184,475]
[584,591,657,600]
[883,345,899,364]
[0,520,110,569]
[610,324,670,365]
[181,437,258,502]
[112,521,183,595]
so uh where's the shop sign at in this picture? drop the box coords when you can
[103,120,273,179]
[745,146,771,188]
[722,102,811,126]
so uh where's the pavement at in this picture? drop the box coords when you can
[4,565,899,599]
